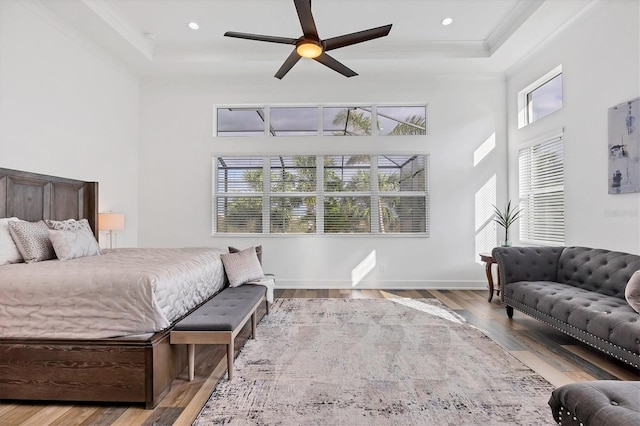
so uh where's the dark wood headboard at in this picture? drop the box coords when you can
[0,168,99,238]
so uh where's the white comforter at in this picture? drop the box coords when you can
[0,248,226,339]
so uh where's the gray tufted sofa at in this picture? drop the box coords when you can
[548,380,640,425]
[492,246,640,369]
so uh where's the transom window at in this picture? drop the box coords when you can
[213,155,429,235]
[215,105,427,137]
[518,66,563,128]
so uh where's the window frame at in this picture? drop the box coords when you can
[517,65,563,129]
[212,154,430,237]
[213,104,428,137]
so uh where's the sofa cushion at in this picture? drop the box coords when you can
[557,247,640,300]
[505,280,640,354]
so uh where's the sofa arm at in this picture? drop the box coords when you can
[492,246,564,285]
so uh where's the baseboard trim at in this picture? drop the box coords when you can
[273,279,488,290]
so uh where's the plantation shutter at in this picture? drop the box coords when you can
[518,135,565,244]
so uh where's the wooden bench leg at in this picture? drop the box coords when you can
[188,344,195,381]
[227,340,234,380]
[251,311,257,339]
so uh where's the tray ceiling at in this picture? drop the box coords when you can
[38,0,594,79]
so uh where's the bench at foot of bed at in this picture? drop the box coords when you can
[169,284,267,381]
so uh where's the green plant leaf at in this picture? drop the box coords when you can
[492,200,521,230]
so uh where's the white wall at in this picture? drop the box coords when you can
[0,1,140,248]
[139,74,507,288]
[506,0,640,254]
[4,0,635,288]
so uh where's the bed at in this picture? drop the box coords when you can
[0,167,226,408]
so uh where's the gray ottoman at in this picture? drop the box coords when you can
[548,381,640,425]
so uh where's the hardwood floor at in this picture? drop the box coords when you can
[2,289,638,425]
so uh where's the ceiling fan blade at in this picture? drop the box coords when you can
[323,24,392,51]
[224,31,297,45]
[294,0,319,40]
[275,49,302,79]
[313,52,357,77]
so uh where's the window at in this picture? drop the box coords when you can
[214,157,263,233]
[213,155,429,235]
[215,105,427,136]
[518,135,564,244]
[323,108,372,136]
[518,66,563,128]
[270,107,318,136]
[527,74,562,123]
[270,156,317,233]
[216,108,265,136]
[377,106,427,136]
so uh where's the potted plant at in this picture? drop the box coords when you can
[493,200,521,247]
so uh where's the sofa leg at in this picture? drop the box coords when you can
[506,306,514,318]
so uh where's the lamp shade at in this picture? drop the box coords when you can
[98,213,125,231]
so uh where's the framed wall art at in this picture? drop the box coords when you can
[608,97,640,194]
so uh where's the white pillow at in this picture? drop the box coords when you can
[221,246,265,287]
[48,227,102,260]
[0,217,23,265]
[625,270,640,314]
[8,220,55,263]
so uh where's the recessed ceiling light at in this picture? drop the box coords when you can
[188,22,200,30]
[143,32,156,40]
[441,17,453,26]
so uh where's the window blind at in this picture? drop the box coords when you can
[518,136,565,244]
[214,157,264,233]
[269,155,317,233]
[213,154,429,235]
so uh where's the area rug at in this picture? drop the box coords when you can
[194,298,555,425]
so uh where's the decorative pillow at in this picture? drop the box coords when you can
[625,270,640,314]
[8,220,56,263]
[0,217,24,265]
[229,245,262,265]
[221,246,265,287]
[45,218,84,231]
[48,227,102,260]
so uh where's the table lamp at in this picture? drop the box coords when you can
[98,213,125,249]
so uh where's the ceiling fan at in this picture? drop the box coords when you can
[224,0,392,79]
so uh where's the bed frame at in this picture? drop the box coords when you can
[0,168,187,408]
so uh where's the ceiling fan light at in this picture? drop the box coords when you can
[296,42,322,59]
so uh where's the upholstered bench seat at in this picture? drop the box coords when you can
[549,380,640,425]
[170,284,267,381]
